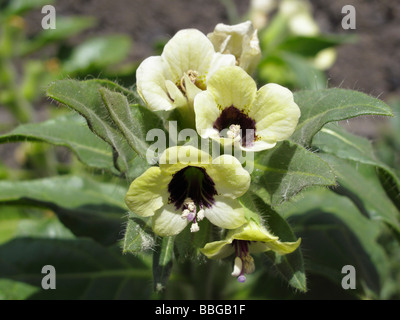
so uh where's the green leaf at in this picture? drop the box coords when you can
[174,219,212,262]
[250,140,336,207]
[0,238,152,299]
[3,0,54,16]
[122,214,154,255]
[20,16,96,55]
[240,191,306,292]
[313,123,400,210]
[281,52,327,89]
[319,154,400,233]
[0,279,39,300]
[0,113,115,171]
[63,35,132,73]
[291,88,393,147]
[99,88,165,160]
[279,188,393,299]
[277,34,353,57]
[152,236,175,293]
[0,175,128,245]
[46,79,138,175]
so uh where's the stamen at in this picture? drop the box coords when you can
[196,209,205,221]
[227,124,241,140]
[213,105,256,147]
[243,255,255,274]
[231,240,254,283]
[186,212,195,222]
[179,70,199,94]
[190,222,200,233]
[231,256,242,277]
[180,209,190,219]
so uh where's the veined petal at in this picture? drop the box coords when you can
[207,155,250,198]
[125,167,170,217]
[233,220,301,255]
[240,140,277,152]
[165,80,187,108]
[204,195,246,229]
[207,52,237,80]
[136,56,175,111]
[208,21,261,74]
[200,219,301,260]
[152,203,188,236]
[194,91,221,139]
[183,73,203,106]
[159,145,212,175]
[200,239,235,260]
[162,29,215,82]
[233,220,279,242]
[250,83,300,142]
[207,66,257,110]
[249,237,301,255]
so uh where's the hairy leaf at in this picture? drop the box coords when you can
[0,113,115,171]
[250,140,336,207]
[292,88,393,147]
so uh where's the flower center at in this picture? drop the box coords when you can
[168,166,217,232]
[213,105,256,147]
[231,240,255,283]
[178,69,207,94]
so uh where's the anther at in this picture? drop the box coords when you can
[180,70,199,93]
[231,256,242,277]
[197,209,205,221]
[227,124,241,140]
[190,222,200,233]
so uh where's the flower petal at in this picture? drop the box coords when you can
[233,220,279,242]
[207,155,250,198]
[162,29,215,82]
[207,21,261,74]
[200,239,235,259]
[240,140,277,152]
[159,145,212,175]
[206,52,236,80]
[152,203,188,236]
[207,66,257,110]
[204,195,246,229]
[125,167,170,217]
[233,220,301,255]
[249,238,301,255]
[136,56,175,111]
[165,80,187,108]
[194,91,221,139]
[250,83,300,142]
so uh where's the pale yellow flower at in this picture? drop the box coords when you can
[207,20,261,75]
[136,29,236,113]
[125,146,250,236]
[201,219,301,282]
[194,66,300,152]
